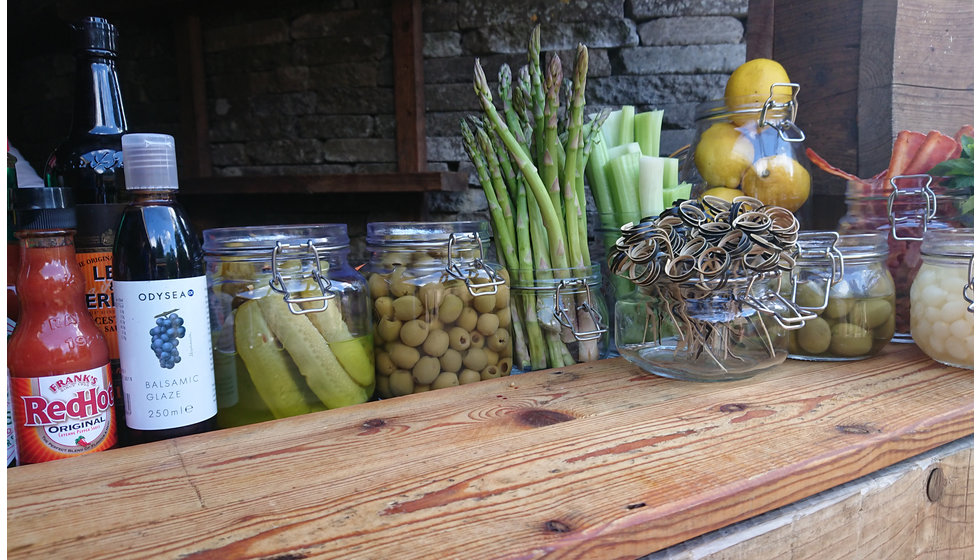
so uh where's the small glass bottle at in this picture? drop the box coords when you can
[788,232,896,361]
[8,187,117,464]
[909,228,974,369]
[364,221,513,395]
[203,224,374,427]
[113,134,217,444]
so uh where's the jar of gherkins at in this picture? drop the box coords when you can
[203,224,375,428]
[364,221,513,397]
[788,232,896,361]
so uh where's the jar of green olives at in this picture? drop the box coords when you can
[910,228,974,369]
[364,221,513,397]
[203,224,375,428]
[788,232,896,361]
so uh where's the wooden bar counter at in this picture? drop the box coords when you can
[7,344,973,559]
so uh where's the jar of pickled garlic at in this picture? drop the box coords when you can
[909,228,974,368]
[788,232,896,361]
[364,221,513,396]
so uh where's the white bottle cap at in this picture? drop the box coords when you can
[122,133,179,190]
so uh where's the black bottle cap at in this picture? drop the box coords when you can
[13,187,77,231]
[72,16,118,54]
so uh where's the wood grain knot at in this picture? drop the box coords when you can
[265,554,308,560]
[926,468,946,502]
[362,418,386,429]
[719,403,747,413]
[626,502,646,510]
[516,409,575,427]
[545,520,571,533]
[836,424,874,435]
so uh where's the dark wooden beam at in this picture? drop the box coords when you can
[174,12,213,177]
[746,0,774,60]
[391,0,427,173]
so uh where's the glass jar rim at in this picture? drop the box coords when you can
[921,227,975,258]
[366,221,490,247]
[202,223,349,255]
[693,94,796,124]
[509,263,602,289]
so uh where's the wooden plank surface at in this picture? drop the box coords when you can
[646,436,973,559]
[6,344,973,559]
[179,170,469,195]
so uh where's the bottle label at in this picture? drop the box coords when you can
[115,276,217,430]
[75,203,127,360]
[7,379,17,467]
[10,364,117,464]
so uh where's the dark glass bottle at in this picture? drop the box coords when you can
[113,134,217,444]
[42,16,129,440]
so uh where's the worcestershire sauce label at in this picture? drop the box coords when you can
[74,202,127,359]
[115,276,217,430]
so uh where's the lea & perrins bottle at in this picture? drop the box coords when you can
[113,133,217,444]
[8,187,118,464]
[42,16,129,437]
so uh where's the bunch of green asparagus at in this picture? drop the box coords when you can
[462,26,605,370]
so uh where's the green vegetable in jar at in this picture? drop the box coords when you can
[797,317,832,354]
[829,322,872,357]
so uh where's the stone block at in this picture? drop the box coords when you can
[208,112,298,143]
[296,115,375,138]
[293,35,390,65]
[309,62,379,88]
[322,138,397,163]
[457,0,624,28]
[316,86,393,114]
[424,31,463,58]
[424,187,489,215]
[210,143,248,166]
[629,0,749,18]
[550,47,613,78]
[426,111,474,137]
[638,16,744,45]
[205,44,294,73]
[291,9,390,40]
[244,138,324,164]
[424,83,482,112]
[204,19,289,52]
[617,44,745,74]
[462,20,638,53]
[426,136,467,162]
[423,2,458,32]
[249,92,318,116]
[424,53,526,85]
[587,74,727,107]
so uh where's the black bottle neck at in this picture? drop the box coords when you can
[71,48,128,137]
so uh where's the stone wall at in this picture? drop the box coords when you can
[7,0,749,229]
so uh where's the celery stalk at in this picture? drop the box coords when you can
[605,151,640,224]
[605,142,642,162]
[617,105,636,146]
[638,155,665,218]
[600,108,623,148]
[634,110,664,157]
[662,156,678,191]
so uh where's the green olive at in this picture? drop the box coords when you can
[494,285,510,311]
[399,319,430,347]
[797,317,832,354]
[795,281,824,308]
[388,343,421,369]
[389,371,415,397]
[450,283,473,304]
[476,313,500,337]
[413,384,431,393]
[847,298,893,329]
[822,297,853,319]
[419,282,446,310]
[458,369,481,385]
[374,296,395,320]
[829,322,872,357]
[473,292,496,314]
[438,293,464,323]
[787,330,801,355]
[456,307,478,332]
[440,348,463,372]
[497,358,513,374]
[393,295,424,321]
[448,327,471,351]
[412,356,441,385]
[469,332,486,349]
[368,273,389,299]
[462,347,488,371]
[377,317,403,342]
[432,371,460,390]
[375,374,392,398]
[486,327,510,352]
[480,365,501,380]
[422,329,450,357]
[375,350,397,375]
[873,312,896,340]
[389,279,416,298]
[483,348,499,367]
[495,308,511,329]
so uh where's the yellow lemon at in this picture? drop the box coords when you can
[701,186,742,203]
[741,154,811,212]
[725,58,793,123]
[693,122,754,189]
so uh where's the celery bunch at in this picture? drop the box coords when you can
[463,26,605,370]
[586,106,692,228]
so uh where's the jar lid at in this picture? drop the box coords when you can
[202,224,350,254]
[798,231,888,260]
[920,227,975,258]
[365,221,490,247]
[13,187,76,231]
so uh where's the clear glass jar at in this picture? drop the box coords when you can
[203,224,374,428]
[615,274,800,382]
[591,212,636,356]
[510,263,610,371]
[839,175,972,342]
[910,228,974,369]
[787,232,896,361]
[364,221,512,396]
[680,85,812,228]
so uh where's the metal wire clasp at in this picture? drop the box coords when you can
[887,174,937,241]
[445,232,505,296]
[965,255,975,313]
[553,278,608,341]
[759,82,805,143]
[269,240,335,315]
[791,231,844,313]
[739,273,817,330]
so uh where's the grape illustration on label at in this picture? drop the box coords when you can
[149,310,187,369]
